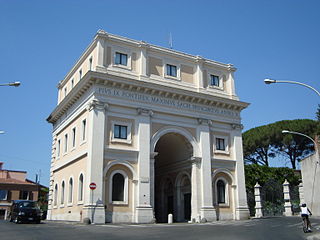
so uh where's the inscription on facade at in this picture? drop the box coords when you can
[97,87,239,117]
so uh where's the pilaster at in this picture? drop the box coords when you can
[197,118,216,222]
[83,99,108,224]
[139,41,149,77]
[231,124,250,220]
[135,108,154,223]
[190,157,201,222]
[195,56,204,89]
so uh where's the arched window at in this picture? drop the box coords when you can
[112,173,124,201]
[68,178,73,204]
[109,170,128,204]
[78,174,84,202]
[217,179,226,204]
[61,181,65,205]
[54,184,58,206]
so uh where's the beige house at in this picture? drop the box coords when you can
[47,30,250,223]
[0,162,40,220]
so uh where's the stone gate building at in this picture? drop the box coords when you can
[47,30,250,223]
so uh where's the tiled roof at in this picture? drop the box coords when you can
[0,178,37,185]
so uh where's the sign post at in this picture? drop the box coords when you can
[89,182,96,223]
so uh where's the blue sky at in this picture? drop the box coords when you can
[0,0,319,185]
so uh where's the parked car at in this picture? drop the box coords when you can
[9,200,41,224]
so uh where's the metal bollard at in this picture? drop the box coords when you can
[168,214,173,224]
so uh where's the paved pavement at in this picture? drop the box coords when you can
[1,216,320,239]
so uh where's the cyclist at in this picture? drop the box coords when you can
[301,203,312,232]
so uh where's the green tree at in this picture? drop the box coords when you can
[242,125,276,166]
[243,119,318,169]
[270,119,317,169]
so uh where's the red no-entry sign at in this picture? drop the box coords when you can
[89,182,96,190]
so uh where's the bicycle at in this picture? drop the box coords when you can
[302,215,312,233]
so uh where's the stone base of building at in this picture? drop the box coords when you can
[200,207,216,222]
[135,206,154,223]
[106,211,133,223]
[235,206,250,220]
[83,205,105,224]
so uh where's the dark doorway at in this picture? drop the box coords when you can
[184,193,191,221]
[154,133,193,223]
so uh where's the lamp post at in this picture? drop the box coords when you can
[0,131,4,134]
[264,79,320,97]
[0,82,21,87]
[281,130,317,147]
[282,130,318,211]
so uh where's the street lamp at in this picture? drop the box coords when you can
[0,82,21,87]
[264,78,320,97]
[281,130,317,147]
[0,131,4,134]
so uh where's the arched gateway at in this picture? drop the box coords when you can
[153,130,194,222]
[47,30,250,224]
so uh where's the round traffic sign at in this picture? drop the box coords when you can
[89,182,96,190]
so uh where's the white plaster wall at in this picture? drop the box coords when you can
[301,153,320,216]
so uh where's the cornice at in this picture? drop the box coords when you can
[48,71,249,124]
[47,73,94,124]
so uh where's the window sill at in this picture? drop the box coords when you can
[111,138,132,145]
[60,205,65,208]
[112,64,132,71]
[67,203,73,207]
[77,201,84,205]
[80,140,87,146]
[110,201,128,206]
[208,85,224,91]
[216,203,230,208]
[164,75,180,81]
[214,150,230,155]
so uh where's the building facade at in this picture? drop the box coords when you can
[300,143,320,216]
[0,162,40,220]
[47,30,250,223]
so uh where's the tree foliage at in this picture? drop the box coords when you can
[243,119,318,169]
[245,164,300,216]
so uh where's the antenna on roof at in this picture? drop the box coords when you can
[169,32,173,49]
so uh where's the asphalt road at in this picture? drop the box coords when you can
[1,216,319,240]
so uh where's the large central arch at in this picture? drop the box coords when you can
[152,127,195,223]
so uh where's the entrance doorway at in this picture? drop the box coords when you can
[154,132,193,223]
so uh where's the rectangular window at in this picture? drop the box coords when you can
[79,69,82,80]
[72,127,76,148]
[89,57,93,70]
[114,125,127,139]
[166,64,177,77]
[0,190,8,200]
[71,79,74,88]
[115,52,128,66]
[210,75,220,87]
[64,87,67,97]
[64,134,68,153]
[19,191,29,200]
[82,119,86,141]
[216,138,225,151]
[56,140,61,158]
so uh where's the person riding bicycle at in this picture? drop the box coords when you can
[301,203,312,232]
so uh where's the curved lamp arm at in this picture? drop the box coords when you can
[282,130,317,146]
[264,79,320,97]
